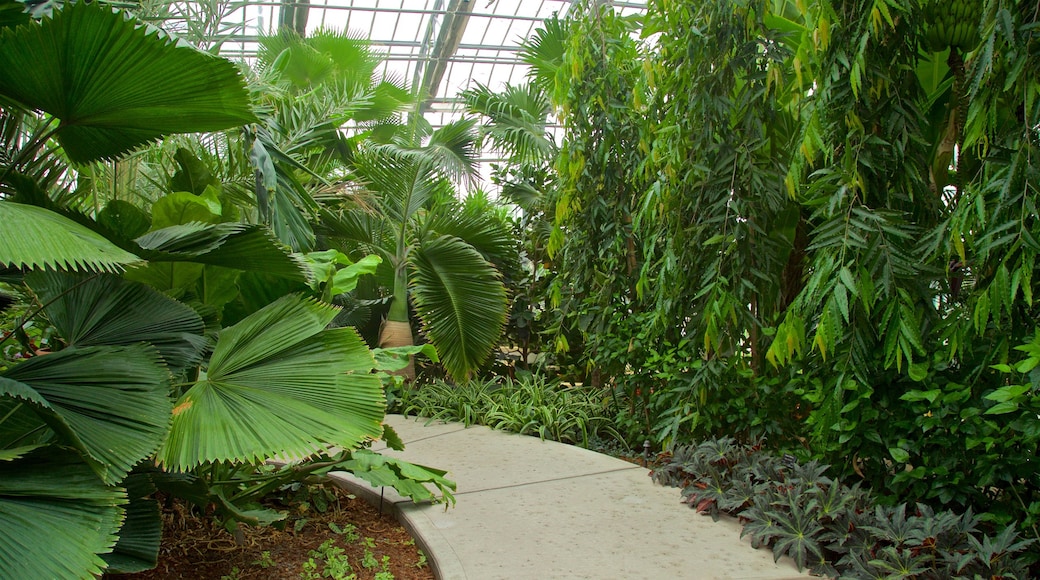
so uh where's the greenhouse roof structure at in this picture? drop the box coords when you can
[175,0,647,172]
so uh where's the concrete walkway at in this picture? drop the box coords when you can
[331,415,812,580]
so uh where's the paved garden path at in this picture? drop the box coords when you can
[333,414,813,580]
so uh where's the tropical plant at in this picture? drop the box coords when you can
[532,0,1040,544]
[0,4,453,578]
[461,74,559,369]
[653,437,1038,578]
[401,372,621,448]
[325,117,514,381]
[244,27,413,252]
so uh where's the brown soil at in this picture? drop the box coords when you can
[112,487,435,580]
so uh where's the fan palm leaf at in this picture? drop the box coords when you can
[424,192,520,276]
[134,222,309,282]
[0,452,127,580]
[463,82,555,165]
[409,235,507,379]
[0,202,140,273]
[158,295,385,470]
[27,271,207,372]
[518,15,569,98]
[0,345,173,484]
[102,474,161,574]
[0,1,256,163]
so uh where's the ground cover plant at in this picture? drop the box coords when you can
[652,437,1037,578]
[396,372,624,449]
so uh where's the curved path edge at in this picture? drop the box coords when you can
[329,415,813,580]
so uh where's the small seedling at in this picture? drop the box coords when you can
[252,550,275,569]
[361,548,378,569]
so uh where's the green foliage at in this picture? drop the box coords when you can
[401,372,621,448]
[529,0,1040,544]
[654,438,1037,578]
[0,203,141,273]
[0,0,256,163]
[325,120,513,380]
[0,6,453,576]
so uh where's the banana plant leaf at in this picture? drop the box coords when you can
[0,345,173,484]
[0,202,141,273]
[409,235,507,379]
[158,294,385,470]
[134,222,309,282]
[0,1,256,163]
[27,271,207,372]
[0,450,127,580]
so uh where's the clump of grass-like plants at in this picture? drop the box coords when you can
[398,372,623,448]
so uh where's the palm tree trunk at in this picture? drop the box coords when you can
[379,266,416,381]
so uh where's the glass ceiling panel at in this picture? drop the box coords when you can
[167,0,647,189]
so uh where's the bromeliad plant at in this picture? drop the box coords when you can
[0,3,453,578]
[653,438,1037,578]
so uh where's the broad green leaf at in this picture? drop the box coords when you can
[372,344,439,372]
[0,451,126,580]
[1015,357,1040,374]
[908,362,929,382]
[985,401,1019,415]
[123,262,205,296]
[1,345,172,484]
[150,190,223,229]
[0,1,256,163]
[303,250,381,296]
[97,200,151,240]
[888,447,910,463]
[410,235,507,379]
[201,266,243,311]
[135,222,308,282]
[339,449,455,505]
[0,202,140,273]
[169,148,220,195]
[158,295,385,470]
[985,385,1031,403]
[381,424,405,451]
[27,271,207,371]
[900,389,940,403]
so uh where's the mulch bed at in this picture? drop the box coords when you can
[111,486,435,580]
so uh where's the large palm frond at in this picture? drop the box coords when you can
[462,82,555,165]
[27,271,207,373]
[0,344,173,484]
[0,202,140,273]
[518,15,569,98]
[158,295,385,470]
[0,452,126,580]
[418,117,480,187]
[134,222,309,282]
[423,191,520,277]
[0,1,256,163]
[409,235,507,379]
